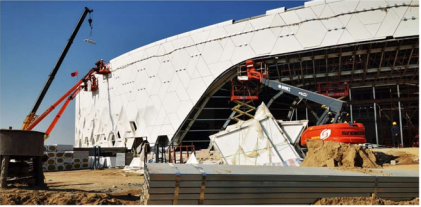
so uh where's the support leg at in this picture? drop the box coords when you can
[33,157,45,187]
[1,155,10,188]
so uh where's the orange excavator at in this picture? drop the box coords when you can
[233,59,366,146]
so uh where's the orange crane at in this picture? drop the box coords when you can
[21,7,94,131]
[22,64,110,140]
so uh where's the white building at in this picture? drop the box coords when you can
[75,0,420,149]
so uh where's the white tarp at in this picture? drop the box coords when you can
[209,103,308,166]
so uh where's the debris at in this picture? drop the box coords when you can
[391,160,396,165]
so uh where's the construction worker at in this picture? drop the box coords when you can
[391,122,400,148]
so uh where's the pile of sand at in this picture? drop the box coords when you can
[301,140,380,168]
[314,197,419,205]
[0,190,122,205]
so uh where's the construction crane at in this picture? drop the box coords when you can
[21,7,94,131]
[233,59,367,146]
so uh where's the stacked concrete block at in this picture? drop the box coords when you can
[42,145,90,171]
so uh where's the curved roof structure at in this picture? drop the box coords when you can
[75,0,419,148]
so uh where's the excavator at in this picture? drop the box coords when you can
[233,59,367,146]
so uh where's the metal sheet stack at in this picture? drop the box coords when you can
[142,164,419,205]
[43,145,89,171]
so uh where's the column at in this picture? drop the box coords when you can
[397,85,404,147]
[349,88,353,123]
[373,87,379,145]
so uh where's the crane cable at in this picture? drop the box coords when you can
[88,12,93,40]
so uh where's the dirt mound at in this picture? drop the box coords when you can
[302,140,380,168]
[314,197,419,205]
[396,153,419,164]
[0,190,122,205]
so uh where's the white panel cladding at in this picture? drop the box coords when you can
[76,0,418,148]
[270,14,287,37]
[249,14,275,30]
[219,38,236,62]
[196,57,213,77]
[375,7,402,38]
[167,113,181,132]
[365,23,381,37]
[126,101,138,121]
[320,3,344,29]
[154,108,167,126]
[327,0,360,15]
[296,21,327,48]
[279,10,302,24]
[337,29,356,44]
[157,60,175,83]
[186,55,200,77]
[305,0,326,7]
[167,73,180,92]
[177,100,193,123]
[271,35,303,55]
[392,6,410,18]
[176,68,191,90]
[311,4,326,17]
[186,77,206,104]
[163,92,180,113]
[229,22,255,46]
[144,106,158,127]
[346,15,373,40]
[321,29,345,46]
[266,7,285,15]
[209,60,233,78]
[356,10,387,25]
[295,7,318,21]
[201,41,223,65]
[159,124,175,136]
[394,6,419,37]
[230,45,256,65]
[250,29,277,55]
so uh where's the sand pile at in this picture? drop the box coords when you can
[0,190,122,205]
[314,197,419,205]
[301,140,380,168]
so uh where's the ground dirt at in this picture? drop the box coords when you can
[302,140,380,168]
[0,169,143,205]
[314,197,419,205]
[1,146,418,205]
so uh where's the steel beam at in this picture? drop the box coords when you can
[387,42,402,82]
[400,45,415,83]
[278,64,418,82]
[277,44,416,63]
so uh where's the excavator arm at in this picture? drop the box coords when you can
[261,78,347,125]
[240,59,349,125]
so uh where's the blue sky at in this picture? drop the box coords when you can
[1,1,304,145]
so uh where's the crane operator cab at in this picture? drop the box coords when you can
[95,59,111,74]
